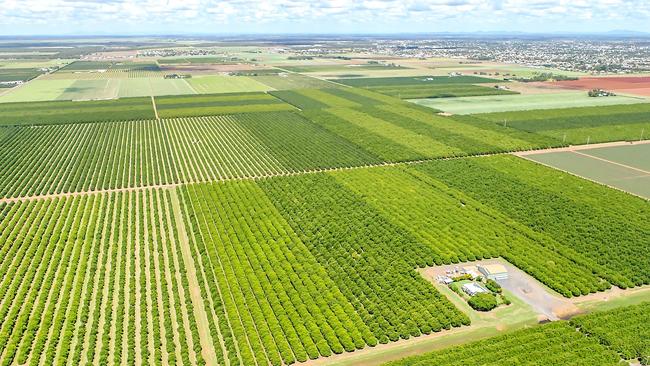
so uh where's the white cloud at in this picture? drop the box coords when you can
[0,0,648,34]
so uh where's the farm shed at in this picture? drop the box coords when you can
[478,264,509,280]
[462,282,488,296]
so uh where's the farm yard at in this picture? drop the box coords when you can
[1,39,649,366]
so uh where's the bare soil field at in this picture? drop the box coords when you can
[552,76,650,96]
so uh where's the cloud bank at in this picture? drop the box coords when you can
[1,0,649,35]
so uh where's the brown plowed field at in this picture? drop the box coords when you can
[552,76,650,96]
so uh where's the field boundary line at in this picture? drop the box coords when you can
[572,150,650,174]
[151,96,159,120]
[271,66,351,88]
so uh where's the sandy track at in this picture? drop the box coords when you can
[170,189,220,365]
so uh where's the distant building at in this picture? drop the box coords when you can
[0,80,23,87]
[478,264,509,281]
[462,282,488,296]
[438,276,454,285]
[164,74,191,79]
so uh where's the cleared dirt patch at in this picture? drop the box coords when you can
[551,76,650,97]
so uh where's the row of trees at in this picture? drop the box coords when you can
[181,180,377,365]
[571,302,650,364]
[0,190,206,365]
[0,116,291,199]
[389,303,649,366]
[416,156,649,294]
[259,174,469,345]
[387,321,621,366]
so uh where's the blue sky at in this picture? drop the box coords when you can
[1,0,649,35]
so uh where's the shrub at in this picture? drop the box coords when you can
[486,279,502,293]
[468,293,498,312]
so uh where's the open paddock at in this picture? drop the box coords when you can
[187,75,272,94]
[518,142,650,199]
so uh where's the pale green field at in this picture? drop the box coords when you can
[411,91,647,114]
[117,78,196,98]
[0,76,199,102]
[253,74,332,90]
[187,75,271,93]
[0,59,72,69]
[148,78,196,96]
[315,68,436,79]
[0,79,75,102]
[56,79,120,100]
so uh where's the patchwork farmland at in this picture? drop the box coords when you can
[1,38,649,366]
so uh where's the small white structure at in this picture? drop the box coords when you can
[478,264,509,281]
[438,276,453,285]
[462,282,488,296]
[462,266,479,279]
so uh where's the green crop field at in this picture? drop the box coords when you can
[337,75,498,87]
[0,189,206,365]
[412,91,648,114]
[282,64,409,73]
[157,56,232,64]
[570,302,650,364]
[474,103,650,144]
[0,157,648,365]
[0,79,75,102]
[522,144,650,198]
[154,92,296,117]
[0,112,380,198]
[304,102,559,162]
[56,79,121,100]
[187,75,271,93]
[418,155,650,291]
[3,39,650,366]
[0,97,154,126]
[386,302,650,366]
[118,78,196,98]
[58,60,160,72]
[252,73,333,89]
[0,68,45,84]
[372,83,518,99]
